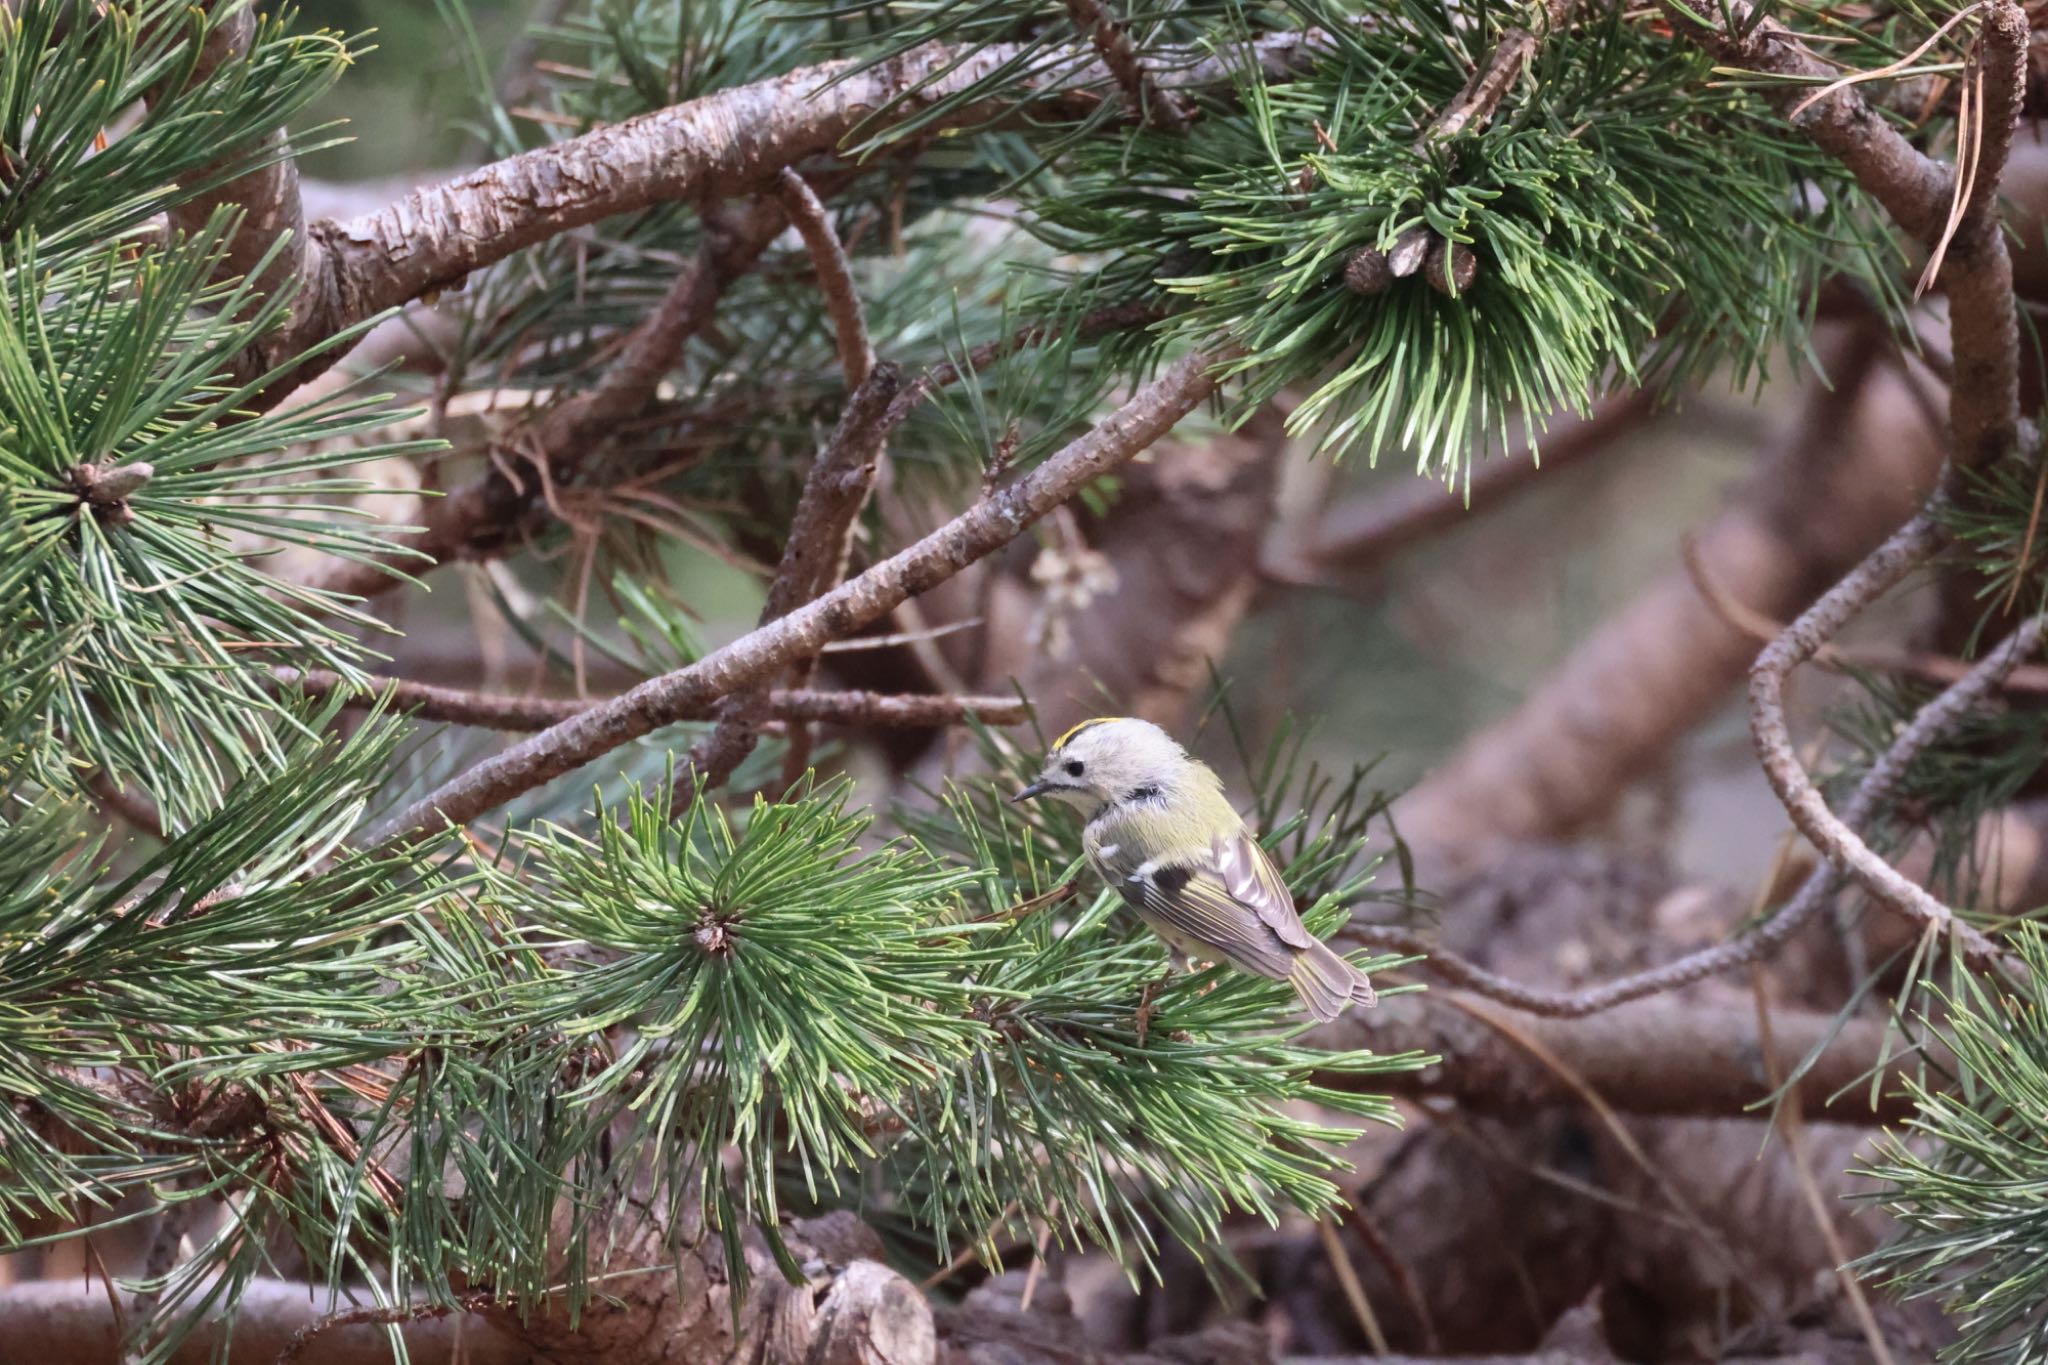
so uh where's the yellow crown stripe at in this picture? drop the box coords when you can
[1052,716,1127,751]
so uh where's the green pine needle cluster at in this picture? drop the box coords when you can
[0,222,435,824]
[1025,0,1896,477]
[1861,929,2048,1364]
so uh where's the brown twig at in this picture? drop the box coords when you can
[1062,0,1190,132]
[1341,1203,1441,1355]
[1682,531,2048,693]
[276,1294,496,1365]
[678,362,905,806]
[312,199,790,603]
[768,175,891,785]
[1339,0,1574,286]
[271,668,1028,730]
[777,169,874,387]
[359,346,1230,847]
[1750,511,2024,968]
[1352,607,2040,1011]
[1424,0,1575,144]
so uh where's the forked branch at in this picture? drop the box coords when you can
[360,346,1230,847]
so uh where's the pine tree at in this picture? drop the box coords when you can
[3,0,2046,1361]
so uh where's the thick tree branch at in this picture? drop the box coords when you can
[269,30,1325,398]
[271,668,1026,730]
[1319,990,1942,1123]
[359,347,1228,846]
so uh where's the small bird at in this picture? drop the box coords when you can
[1013,716,1376,1023]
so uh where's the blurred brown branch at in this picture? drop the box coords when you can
[1320,990,1940,1123]
[1396,333,1940,859]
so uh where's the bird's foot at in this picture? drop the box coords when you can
[1134,968,1175,1046]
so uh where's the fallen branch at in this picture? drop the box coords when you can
[271,668,1027,731]
[359,346,1230,846]
[1319,990,1942,1123]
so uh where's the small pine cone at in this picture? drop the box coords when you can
[1425,237,1480,297]
[1343,248,1394,296]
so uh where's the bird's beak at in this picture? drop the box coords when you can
[1012,779,1053,804]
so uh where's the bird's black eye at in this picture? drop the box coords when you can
[1064,759,1085,777]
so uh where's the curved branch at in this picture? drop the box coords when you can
[1354,604,2041,1012]
[311,198,789,602]
[1660,0,2026,467]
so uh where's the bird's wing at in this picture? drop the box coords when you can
[1117,830,1308,978]
[1211,828,1315,950]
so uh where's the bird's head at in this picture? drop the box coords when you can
[1013,716,1190,810]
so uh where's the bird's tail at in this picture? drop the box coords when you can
[1288,941,1378,1023]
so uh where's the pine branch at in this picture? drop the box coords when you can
[1662,0,2028,468]
[360,347,1228,846]
[674,363,903,804]
[1425,0,1577,144]
[270,668,1028,730]
[1341,0,1578,288]
[755,171,893,785]
[1752,560,2035,971]
[1061,0,1189,133]
[261,28,1327,402]
[777,168,874,388]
